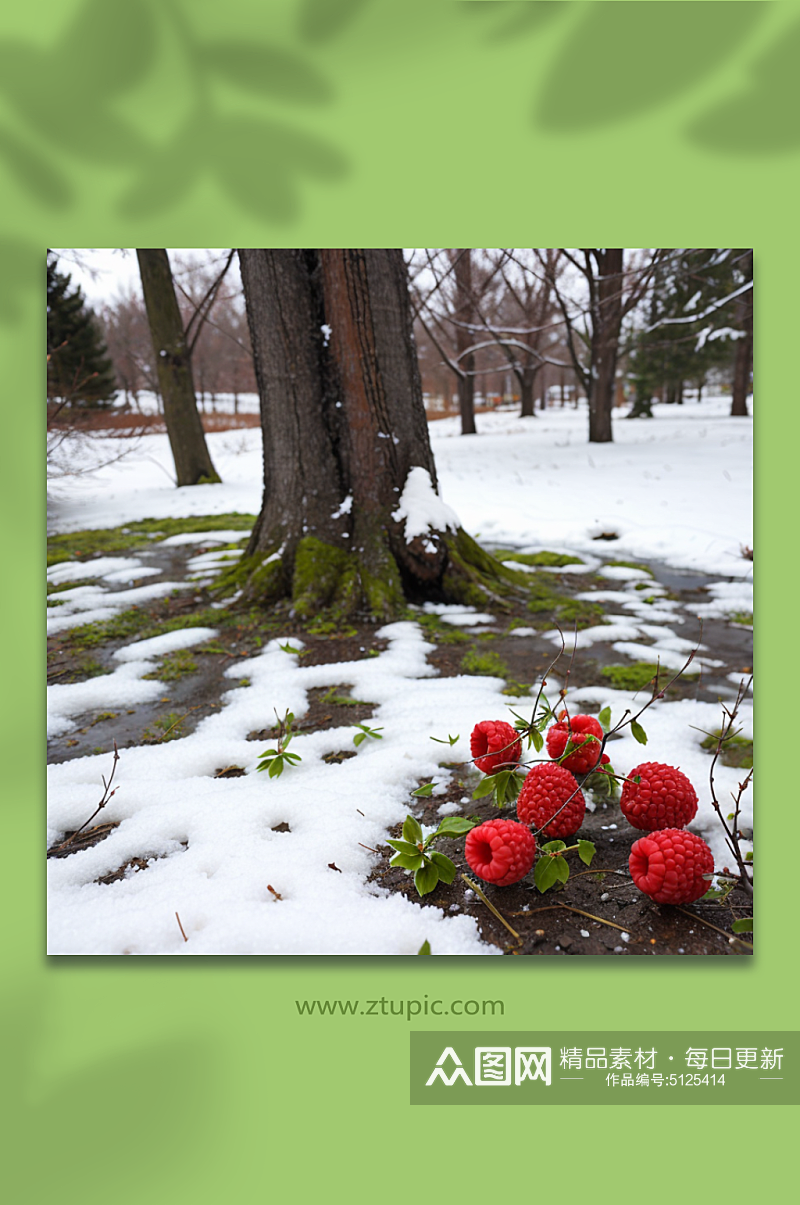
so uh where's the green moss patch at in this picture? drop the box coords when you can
[700,730,753,768]
[498,550,584,568]
[413,612,471,645]
[461,648,509,678]
[143,649,198,682]
[601,661,699,692]
[47,513,256,566]
[605,560,653,576]
[525,574,606,629]
[141,712,188,743]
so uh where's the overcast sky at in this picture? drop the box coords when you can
[50,249,231,308]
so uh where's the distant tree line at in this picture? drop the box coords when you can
[48,248,753,445]
[410,248,752,437]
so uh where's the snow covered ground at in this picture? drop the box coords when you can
[47,397,753,955]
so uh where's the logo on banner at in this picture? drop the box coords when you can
[426,1046,552,1088]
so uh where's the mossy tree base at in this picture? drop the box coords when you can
[213,528,530,624]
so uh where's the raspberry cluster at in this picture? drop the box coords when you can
[464,713,717,912]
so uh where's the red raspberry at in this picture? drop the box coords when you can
[465,819,537,886]
[546,713,604,774]
[470,720,521,775]
[516,763,586,839]
[629,829,714,904]
[620,762,698,831]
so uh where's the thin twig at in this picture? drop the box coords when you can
[676,906,752,951]
[461,874,521,942]
[554,902,631,933]
[175,912,188,942]
[51,742,120,853]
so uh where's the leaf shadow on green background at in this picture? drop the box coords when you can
[4,987,217,1203]
[0,238,43,325]
[117,4,348,220]
[534,1,766,132]
[0,0,155,176]
[687,16,800,153]
[0,0,348,224]
[459,0,566,43]
[295,0,374,44]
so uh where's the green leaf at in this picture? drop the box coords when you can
[352,732,365,746]
[390,852,424,872]
[387,839,421,857]
[431,734,459,746]
[428,851,457,884]
[631,720,648,746]
[414,862,440,897]
[731,918,753,934]
[598,706,611,732]
[412,783,435,797]
[472,776,498,800]
[268,758,284,779]
[578,840,596,867]
[534,857,560,893]
[552,856,570,884]
[417,939,431,955]
[402,816,424,846]
[530,727,544,753]
[745,852,753,862]
[541,840,567,853]
[491,769,511,798]
[429,817,478,841]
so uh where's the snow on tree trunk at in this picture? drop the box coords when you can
[232,249,520,620]
[136,250,220,487]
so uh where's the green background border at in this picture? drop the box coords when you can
[6,1,794,1198]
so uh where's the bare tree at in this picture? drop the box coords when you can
[456,249,565,418]
[539,249,666,443]
[136,249,221,485]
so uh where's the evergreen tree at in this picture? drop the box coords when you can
[47,252,117,406]
[628,250,740,417]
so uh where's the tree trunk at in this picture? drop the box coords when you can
[136,250,220,486]
[230,249,519,621]
[587,249,623,443]
[453,250,476,435]
[519,365,537,417]
[628,392,653,419]
[731,256,753,417]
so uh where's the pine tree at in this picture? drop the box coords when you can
[47,252,117,406]
[628,250,742,417]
